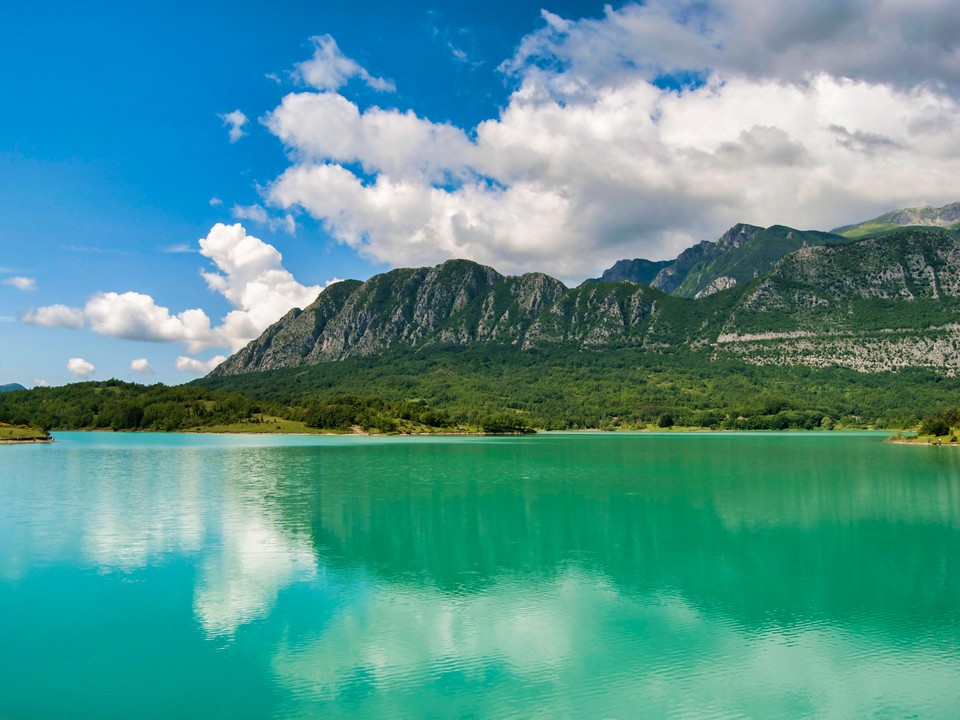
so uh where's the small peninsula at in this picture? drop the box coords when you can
[0,422,52,444]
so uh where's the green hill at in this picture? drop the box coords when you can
[832,201,960,238]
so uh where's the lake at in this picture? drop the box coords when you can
[1,431,959,718]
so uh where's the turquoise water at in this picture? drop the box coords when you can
[1,431,959,718]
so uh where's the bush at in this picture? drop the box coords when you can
[920,416,950,437]
[657,413,675,428]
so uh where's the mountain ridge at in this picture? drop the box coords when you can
[589,223,849,298]
[212,226,960,378]
[832,201,960,238]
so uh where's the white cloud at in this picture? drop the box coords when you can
[67,357,95,378]
[232,203,269,224]
[22,224,324,353]
[503,1,960,95]
[264,92,477,181]
[232,204,297,234]
[209,197,223,207]
[3,276,36,291]
[219,110,249,143]
[84,291,215,352]
[263,7,960,279]
[32,378,49,387]
[294,34,394,93]
[130,358,154,375]
[198,223,321,349]
[175,355,228,375]
[160,243,195,254]
[21,304,85,329]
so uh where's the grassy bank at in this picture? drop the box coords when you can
[0,422,52,443]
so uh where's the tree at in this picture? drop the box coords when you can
[657,413,675,428]
[920,416,950,437]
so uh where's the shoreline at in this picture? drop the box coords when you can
[40,427,891,439]
[887,438,956,447]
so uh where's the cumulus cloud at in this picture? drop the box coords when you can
[21,304,85,329]
[175,355,228,375]
[23,224,325,353]
[219,110,249,142]
[503,1,960,95]
[67,357,95,378]
[262,2,960,279]
[84,291,214,352]
[32,378,49,387]
[294,34,394,92]
[264,92,477,181]
[198,223,321,348]
[3,276,36,291]
[130,358,154,375]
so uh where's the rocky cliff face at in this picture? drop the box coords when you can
[650,223,847,298]
[714,228,960,372]
[212,227,960,378]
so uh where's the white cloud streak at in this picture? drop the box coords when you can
[161,243,196,254]
[3,276,36,291]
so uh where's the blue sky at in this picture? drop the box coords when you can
[2,0,958,386]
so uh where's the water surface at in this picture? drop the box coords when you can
[1,432,959,718]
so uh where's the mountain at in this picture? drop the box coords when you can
[714,227,960,372]
[832,201,960,238]
[583,258,671,285]
[590,223,848,298]
[0,383,26,393]
[212,226,960,378]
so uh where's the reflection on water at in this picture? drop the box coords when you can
[1,432,959,718]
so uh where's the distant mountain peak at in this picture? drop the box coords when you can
[593,223,844,298]
[0,383,26,393]
[832,201,960,237]
[583,258,672,286]
[716,223,763,249]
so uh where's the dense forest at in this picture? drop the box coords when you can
[200,345,960,430]
[3,345,959,434]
